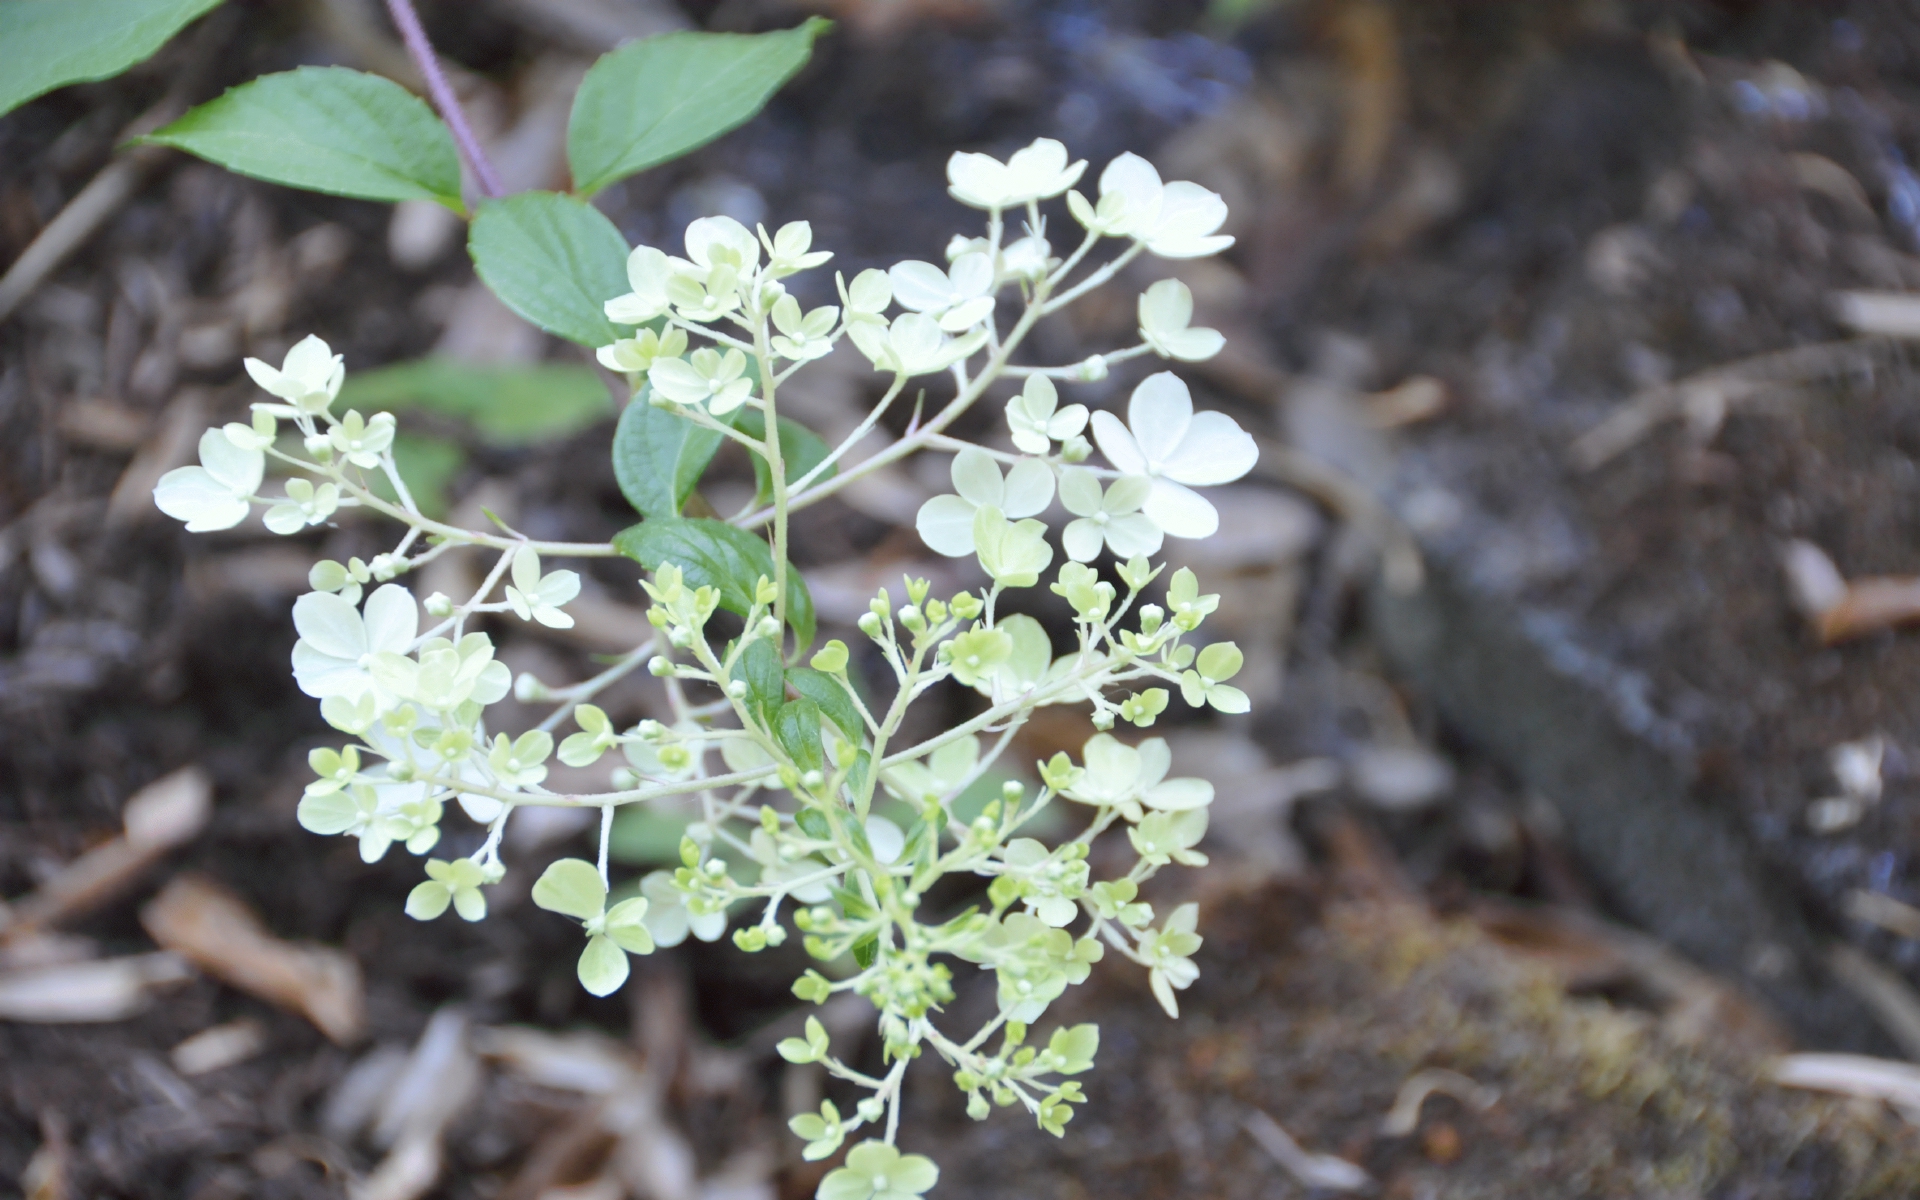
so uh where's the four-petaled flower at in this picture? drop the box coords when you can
[1180,642,1250,714]
[770,295,839,361]
[1005,375,1088,455]
[761,220,833,277]
[946,137,1086,210]
[889,252,996,332]
[638,870,727,947]
[1059,468,1159,562]
[1060,733,1213,822]
[407,857,491,922]
[597,325,687,375]
[153,428,264,532]
[291,583,419,710]
[244,334,344,414]
[848,313,986,377]
[818,1140,940,1200]
[916,447,1055,557]
[533,858,656,996]
[327,410,396,468]
[1139,902,1203,1018]
[1138,279,1224,361]
[650,347,753,414]
[264,477,340,535]
[1067,153,1234,258]
[1089,372,1256,540]
[504,547,580,628]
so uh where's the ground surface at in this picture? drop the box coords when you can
[9,1,1920,1197]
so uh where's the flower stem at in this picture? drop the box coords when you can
[383,0,505,201]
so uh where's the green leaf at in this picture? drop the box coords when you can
[772,698,825,774]
[786,667,862,746]
[731,638,786,728]
[851,930,879,970]
[613,517,815,652]
[734,410,836,506]
[832,883,876,922]
[142,66,463,209]
[567,19,831,196]
[611,388,731,519]
[0,0,224,119]
[469,191,631,348]
[337,360,610,445]
[794,808,831,841]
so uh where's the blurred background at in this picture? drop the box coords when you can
[11,0,1920,1196]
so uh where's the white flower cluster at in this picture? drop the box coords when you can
[155,136,1259,1199]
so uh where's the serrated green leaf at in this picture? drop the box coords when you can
[611,388,733,519]
[732,638,786,728]
[773,698,825,774]
[613,516,815,652]
[733,410,836,507]
[567,19,830,196]
[786,667,862,746]
[142,66,462,209]
[0,0,224,119]
[469,191,631,347]
[337,360,610,445]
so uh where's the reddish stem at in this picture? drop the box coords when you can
[382,0,505,200]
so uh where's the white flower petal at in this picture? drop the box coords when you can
[1105,513,1164,558]
[1063,518,1104,563]
[1127,373,1194,462]
[198,429,264,496]
[1160,411,1258,486]
[1159,326,1226,361]
[362,584,420,655]
[949,251,994,298]
[1058,467,1103,516]
[153,467,248,531]
[916,494,979,557]
[889,260,954,312]
[950,447,1005,507]
[1143,479,1218,539]
[1136,738,1171,788]
[293,591,368,661]
[1090,411,1147,475]
[866,816,905,864]
[1000,459,1056,518]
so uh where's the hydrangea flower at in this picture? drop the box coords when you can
[327,410,395,468]
[1067,153,1234,258]
[291,583,419,708]
[263,477,340,535]
[153,429,264,531]
[244,334,344,414]
[532,858,655,996]
[760,219,832,277]
[882,735,980,806]
[838,268,893,325]
[916,447,1055,557]
[638,869,727,947]
[406,857,491,922]
[889,252,996,332]
[650,347,752,414]
[1140,902,1202,1018]
[1138,279,1224,361]
[1060,733,1213,822]
[1089,372,1256,540]
[1059,468,1158,562]
[946,137,1086,210]
[972,507,1054,588]
[1180,642,1250,714]
[1005,375,1088,455]
[596,326,687,374]
[504,547,580,628]
[819,1141,940,1200]
[848,313,986,377]
[770,295,839,361]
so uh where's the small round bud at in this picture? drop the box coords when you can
[1001,779,1023,801]
[636,719,665,739]
[801,769,825,790]
[1059,435,1093,463]
[755,616,780,640]
[727,680,749,699]
[857,612,884,637]
[647,656,674,677]
[1091,709,1116,731]
[424,591,454,618]
[669,627,694,648]
[610,767,640,789]
[513,673,548,703]
[388,761,415,782]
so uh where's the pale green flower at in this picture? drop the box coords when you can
[596,325,687,373]
[243,334,343,414]
[1005,375,1088,455]
[153,428,264,532]
[532,858,655,996]
[638,869,726,947]
[761,220,833,277]
[291,584,419,708]
[263,477,340,535]
[1129,808,1209,869]
[1180,642,1250,714]
[945,626,1011,688]
[818,1140,939,1200]
[1140,902,1202,1017]
[1089,372,1256,540]
[1059,468,1159,562]
[650,346,753,414]
[1061,733,1212,821]
[487,730,553,789]
[838,268,892,324]
[558,704,618,768]
[504,547,580,629]
[1138,279,1224,361]
[881,735,979,806]
[848,312,986,377]
[916,448,1055,557]
[947,136,1086,210]
[327,410,396,469]
[1066,153,1234,258]
[770,294,839,361]
[788,1099,847,1161]
[972,506,1053,588]
[890,251,995,332]
[406,857,490,922]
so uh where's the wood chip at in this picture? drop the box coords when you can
[1833,290,1920,338]
[0,953,191,1022]
[171,1017,267,1076]
[0,766,211,942]
[1380,1068,1498,1136]
[1243,1108,1374,1193]
[141,875,364,1043]
[1768,1052,1920,1122]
